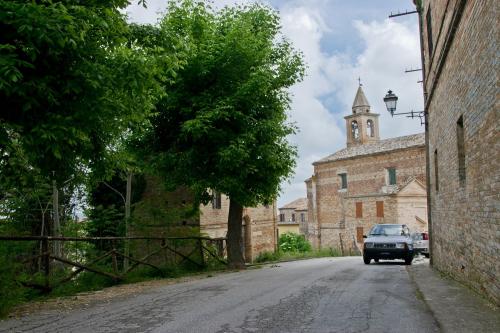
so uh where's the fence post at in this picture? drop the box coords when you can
[41,237,50,289]
[339,233,344,256]
[111,240,118,275]
[198,238,205,267]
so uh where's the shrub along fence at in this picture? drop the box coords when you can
[0,235,227,293]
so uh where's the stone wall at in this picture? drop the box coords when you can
[199,195,277,262]
[422,0,499,304]
[133,178,277,263]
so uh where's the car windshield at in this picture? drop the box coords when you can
[412,233,423,240]
[370,225,408,236]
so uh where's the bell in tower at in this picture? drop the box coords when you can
[344,83,380,147]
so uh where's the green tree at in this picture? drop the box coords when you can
[0,0,177,241]
[0,0,165,189]
[143,0,305,268]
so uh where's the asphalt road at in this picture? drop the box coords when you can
[0,257,439,333]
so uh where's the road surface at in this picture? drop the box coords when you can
[0,257,439,333]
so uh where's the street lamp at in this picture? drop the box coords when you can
[383,90,398,116]
[383,90,426,125]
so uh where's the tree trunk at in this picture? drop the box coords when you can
[226,199,245,269]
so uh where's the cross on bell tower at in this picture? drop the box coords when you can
[344,83,380,147]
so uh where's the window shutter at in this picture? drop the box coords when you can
[356,227,364,243]
[388,168,396,185]
[376,201,384,217]
[339,173,347,189]
[356,202,363,218]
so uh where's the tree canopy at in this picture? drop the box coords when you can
[0,0,166,185]
[141,0,305,267]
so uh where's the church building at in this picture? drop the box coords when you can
[305,85,427,252]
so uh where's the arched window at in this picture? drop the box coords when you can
[367,119,374,137]
[351,121,359,139]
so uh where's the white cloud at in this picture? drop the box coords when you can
[276,11,423,208]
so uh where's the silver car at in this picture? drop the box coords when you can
[363,224,414,265]
[411,232,429,258]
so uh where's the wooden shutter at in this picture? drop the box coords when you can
[355,202,363,218]
[356,227,364,243]
[376,201,384,217]
[388,168,397,185]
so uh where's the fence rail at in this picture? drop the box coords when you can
[0,235,227,293]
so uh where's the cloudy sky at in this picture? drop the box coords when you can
[125,0,425,208]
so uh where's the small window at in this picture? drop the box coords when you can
[355,202,363,218]
[279,213,285,222]
[291,213,295,222]
[351,121,359,139]
[376,201,384,218]
[387,168,397,185]
[212,190,221,209]
[434,149,439,191]
[339,173,347,189]
[426,7,434,58]
[367,119,374,137]
[300,213,305,223]
[457,116,466,185]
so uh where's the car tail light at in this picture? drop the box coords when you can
[423,233,429,240]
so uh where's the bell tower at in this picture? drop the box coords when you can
[344,84,380,147]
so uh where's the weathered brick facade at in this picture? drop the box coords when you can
[420,0,499,304]
[278,198,307,236]
[132,177,277,263]
[306,86,427,253]
[200,194,277,262]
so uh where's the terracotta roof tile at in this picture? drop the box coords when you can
[314,133,425,164]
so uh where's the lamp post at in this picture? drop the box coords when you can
[383,90,426,125]
[383,88,432,266]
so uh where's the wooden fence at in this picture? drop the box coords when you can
[0,236,227,292]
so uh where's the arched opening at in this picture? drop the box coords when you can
[367,119,374,137]
[351,121,359,140]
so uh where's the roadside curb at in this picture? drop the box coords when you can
[407,262,499,333]
[246,255,358,268]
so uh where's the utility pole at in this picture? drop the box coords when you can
[52,178,61,258]
[124,172,132,271]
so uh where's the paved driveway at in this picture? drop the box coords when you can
[0,257,439,333]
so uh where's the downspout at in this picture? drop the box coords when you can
[414,0,433,265]
[413,0,433,266]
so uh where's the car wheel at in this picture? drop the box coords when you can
[405,257,413,265]
[363,257,371,265]
[424,253,430,258]
[374,259,379,263]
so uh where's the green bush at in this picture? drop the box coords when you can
[279,232,311,252]
[255,250,281,263]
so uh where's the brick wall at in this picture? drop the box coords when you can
[133,178,277,263]
[306,146,427,252]
[422,0,499,304]
[200,194,277,262]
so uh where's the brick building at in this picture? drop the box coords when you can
[418,0,499,303]
[305,85,427,252]
[278,197,307,235]
[131,177,277,263]
[200,192,277,263]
